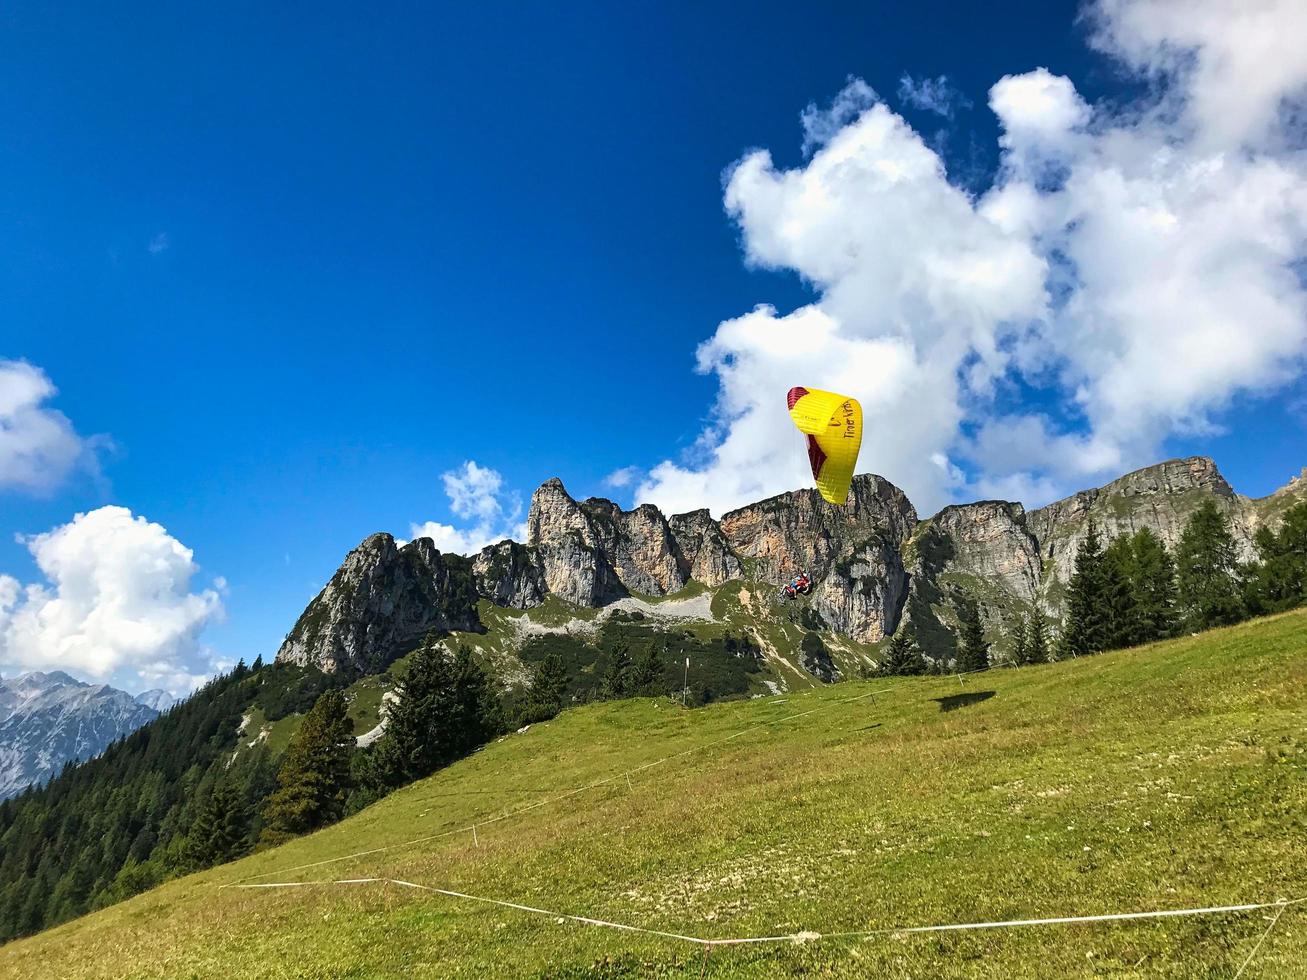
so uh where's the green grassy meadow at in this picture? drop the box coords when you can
[4,610,1305,978]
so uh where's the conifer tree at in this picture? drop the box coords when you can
[601,642,633,699]
[955,594,990,672]
[1102,536,1142,648]
[1243,501,1307,615]
[1027,610,1051,664]
[1061,521,1108,657]
[238,746,278,844]
[260,689,354,844]
[449,645,501,751]
[1009,614,1030,666]
[184,779,248,868]
[1122,527,1179,642]
[370,640,501,791]
[524,651,568,721]
[630,643,664,695]
[371,636,454,788]
[1176,500,1244,630]
[877,630,927,676]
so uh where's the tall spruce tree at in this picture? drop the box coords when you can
[524,651,568,721]
[955,595,990,672]
[630,643,664,695]
[183,778,248,868]
[449,645,501,752]
[1121,527,1179,642]
[371,636,453,789]
[1102,536,1142,648]
[1243,501,1307,615]
[877,630,927,676]
[370,640,501,792]
[1009,614,1030,666]
[1061,521,1109,657]
[1027,610,1051,664]
[260,689,354,844]
[1176,500,1244,630]
[601,642,633,699]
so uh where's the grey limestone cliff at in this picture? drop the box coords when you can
[717,475,919,642]
[902,457,1307,658]
[277,533,482,673]
[275,456,1305,674]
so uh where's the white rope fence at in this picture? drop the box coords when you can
[227,687,890,885]
[1233,902,1290,980]
[231,876,1304,954]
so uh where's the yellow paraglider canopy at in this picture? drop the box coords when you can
[786,387,863,505]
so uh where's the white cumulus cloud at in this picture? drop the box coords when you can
[1089,0,1307,152]
[637,0,1307,517]
[898,74,972,118]
[0,506,224,695]
[603,466,642,489]
[407,461,525,554]
[988,67,1091,179]
[800,77,878,156]
[0,360,102,494]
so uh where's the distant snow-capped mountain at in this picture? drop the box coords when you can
[134,689,177,712]
[0,672,162,799]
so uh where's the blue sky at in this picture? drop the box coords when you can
[2,1,1305,693]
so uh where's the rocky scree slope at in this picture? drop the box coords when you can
[277,458,1305,674]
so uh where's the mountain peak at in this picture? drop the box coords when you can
[1271,466,1307,497]
[134,689,177,712]
[276,527,484,674]
[1108,456,1233,496]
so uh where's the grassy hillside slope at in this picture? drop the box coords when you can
[5,611,1306,978]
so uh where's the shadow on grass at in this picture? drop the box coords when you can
[932,691,996,712]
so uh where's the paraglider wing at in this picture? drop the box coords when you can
[786,386,863,505]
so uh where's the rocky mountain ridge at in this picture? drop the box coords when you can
[277,457,1306,675]
[0,672,161,799]
[902,457,1307,654]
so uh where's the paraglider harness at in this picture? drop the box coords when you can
[778,570,813,601]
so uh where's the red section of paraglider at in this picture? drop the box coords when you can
[788,386,828,478]
[806,434,827,479]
